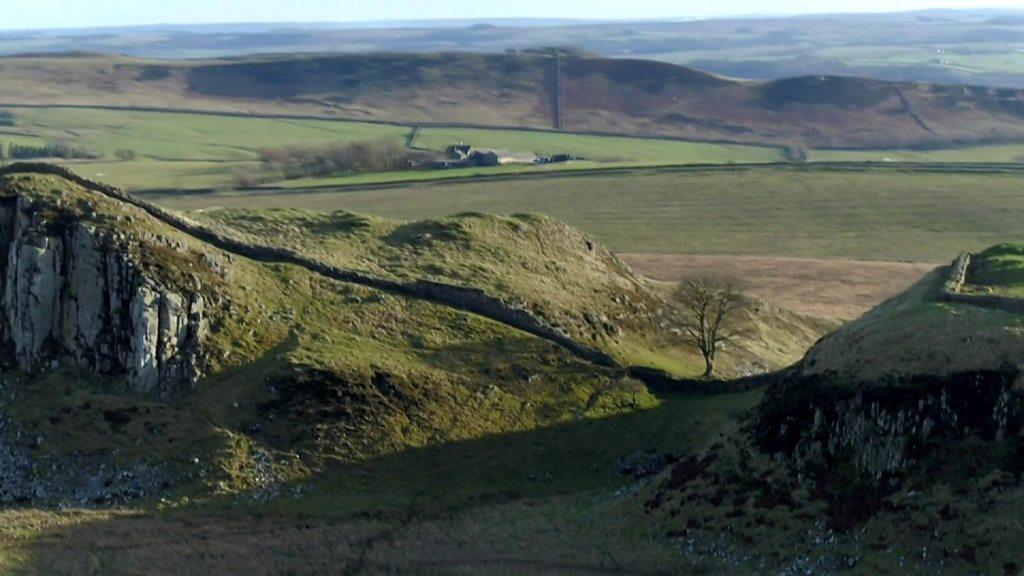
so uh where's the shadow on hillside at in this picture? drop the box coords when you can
[12,386,763,575]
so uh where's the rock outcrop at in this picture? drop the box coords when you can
[755,369,1023,480]
[0,195,206,392]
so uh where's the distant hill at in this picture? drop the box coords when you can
[2,52,1024,148]
[2,10,1024,88]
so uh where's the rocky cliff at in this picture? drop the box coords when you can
[0,192,208,392]
[755,369,1022,480]
[751,254,1024,484]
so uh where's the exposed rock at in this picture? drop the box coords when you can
[0,195,206,392]
[755,369,1023,480]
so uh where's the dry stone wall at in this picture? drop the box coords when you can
[0,163,621,369]
[939,252,1024,314]
[0,163,731,391]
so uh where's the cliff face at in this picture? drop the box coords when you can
[755,370,1022,480]
[0,195,206,392]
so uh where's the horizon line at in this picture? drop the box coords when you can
[2,6,1022,34]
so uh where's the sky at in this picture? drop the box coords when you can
[2,0,1024,31]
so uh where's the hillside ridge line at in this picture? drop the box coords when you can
[0,163,742,387]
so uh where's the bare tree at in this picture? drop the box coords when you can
[675,278,747,379]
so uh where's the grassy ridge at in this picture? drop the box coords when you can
[968,243,1024,296]
[192,208,831,377]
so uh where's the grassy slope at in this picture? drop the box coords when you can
[802,265,1024,381]
[0,107,409,189]
[0,173,825,573]
[192,208,831,377]
[967,243,1024,296]
[1,388,763,574]
[0,172,659,489]
[153,167,1024,263]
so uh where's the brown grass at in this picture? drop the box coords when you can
[2,53,1023,148]
[619,253,936,320]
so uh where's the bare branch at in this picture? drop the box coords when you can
[674,277,749,379]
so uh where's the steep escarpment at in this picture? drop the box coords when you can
[752,253,1024,480]
[0,194,209,392]
[755,369,1023,480]
[0,165,830,511]
[8,163,830,381]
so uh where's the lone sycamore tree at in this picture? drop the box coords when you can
[675,278,747,379]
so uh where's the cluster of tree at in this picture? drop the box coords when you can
[784,143,809,163]
[7,141,99,160]
[0,111,14,127]
[258,140,432,180]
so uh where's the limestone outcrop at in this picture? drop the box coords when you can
[0,195,206,392]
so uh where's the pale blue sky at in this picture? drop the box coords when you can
[3,0,1024,31]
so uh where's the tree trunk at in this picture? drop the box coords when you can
[702,355,715,379]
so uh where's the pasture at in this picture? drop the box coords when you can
[150,166,1024,264]
[1,105,1021,191]
[0,106,786,190]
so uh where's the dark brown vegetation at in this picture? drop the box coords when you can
[2,52,1024,148]
[256,139,433,182]
[7,142,97,160]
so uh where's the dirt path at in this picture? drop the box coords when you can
[620,253,936,320]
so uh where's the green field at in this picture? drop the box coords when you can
[1,107,407,161]
[150,167,1024,263]
[0,107,409,189]
[968,243,1024,296]
[0,106,790,190]
[2,106,1023,192]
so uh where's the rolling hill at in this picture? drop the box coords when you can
[0,163,828,508]
[3,11,1024,89]
[2,52,1024,148]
